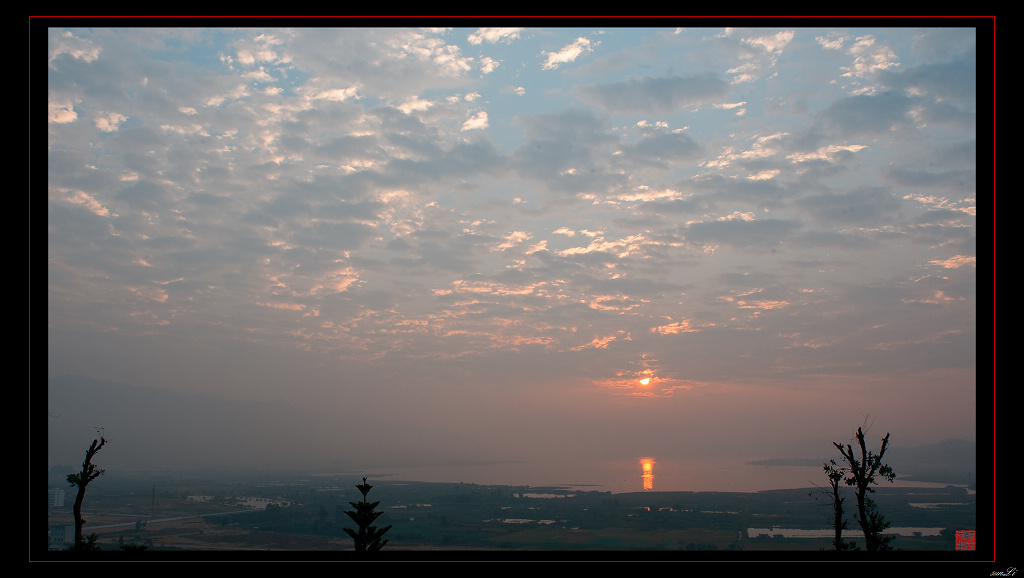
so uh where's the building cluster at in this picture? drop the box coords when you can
[47,487,73,549]
[48,487,66,508]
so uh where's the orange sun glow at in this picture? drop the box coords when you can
[640,458,655,490]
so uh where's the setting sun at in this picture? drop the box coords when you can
[639,377,651,385]
[640,458,655,490]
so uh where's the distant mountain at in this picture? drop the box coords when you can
[44,375,347,475]
[886,439,976,486]
[746,439,976,487]
[745,457,823,467]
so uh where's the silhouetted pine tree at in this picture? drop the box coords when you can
[343,478,392,551]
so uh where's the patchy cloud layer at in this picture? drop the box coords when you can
[46,26,978,487]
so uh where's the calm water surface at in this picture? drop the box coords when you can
[373,457,955,493]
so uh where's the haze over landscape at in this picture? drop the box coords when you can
[45,24,978,494]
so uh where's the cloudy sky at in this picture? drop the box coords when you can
[46,24,978,491]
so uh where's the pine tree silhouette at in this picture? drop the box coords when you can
[343,478,392,551]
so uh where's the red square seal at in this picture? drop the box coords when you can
[955,530,975,551]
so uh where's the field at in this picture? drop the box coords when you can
[42,470,977,556]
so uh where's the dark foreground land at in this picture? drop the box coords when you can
[42,468,976,556]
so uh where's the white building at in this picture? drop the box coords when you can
[48,487,66,508]
[48,525,73,550]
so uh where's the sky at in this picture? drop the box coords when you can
[45,24,979,492]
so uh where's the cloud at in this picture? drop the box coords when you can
[94,112,128,132]
[579,74,730,113]
[389,32,473,77]
[397,96,433,114]
[45,27,978,487]
[468,28,523,45]
[929,255,975,269]
[799,187,903,225]
[819,91,916,135]
[621,131,703,167]
[311,86,361,102]
[493,230,531,251]
[815,32,848,51]
[479,57,500,74]
[48,30,100,66]
[284,28,476,101]
[787,143,867,164]
[743,30,795,53]
[462,111,489,131]
[879,55,977,107]
[57,188,111,217]
[509,109,628,193]
[685,217,799,248]
[542,37,595,70]
[48,100,78,123]
[841,34,900,82]
[652,319,697,335]
[571,334,618,350]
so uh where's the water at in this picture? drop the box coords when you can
[371,457,955,493]
[746,527,945,538]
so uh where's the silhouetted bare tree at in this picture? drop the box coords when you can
[66,436,106,551]
[832,425,896,551]
[820,458,857,550]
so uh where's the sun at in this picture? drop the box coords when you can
[638,377,651,386]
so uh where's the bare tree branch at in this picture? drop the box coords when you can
[67,437,106,551]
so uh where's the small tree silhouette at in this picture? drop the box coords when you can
[820,458,857,550]
[66,436,106,551]
[343,478,392,552]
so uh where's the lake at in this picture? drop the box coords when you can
[372,456,961,493]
